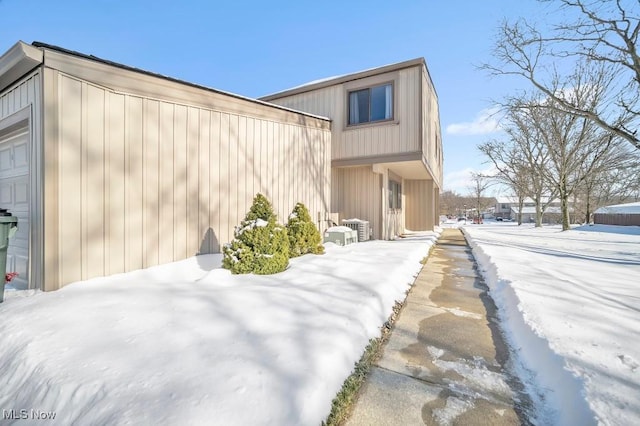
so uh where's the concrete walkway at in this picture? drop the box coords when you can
[345,228,526,426]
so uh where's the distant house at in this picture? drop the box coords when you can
[494,197,539,220]
[511,206,568,224]
[593,202,640,226]
[495,196,571,223]
[0,41,442,292]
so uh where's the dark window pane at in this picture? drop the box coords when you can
[371,84,391,121]
[357,90,369,123]
[348,92,358,124]
[348,84,392,125]
[389,180,402,209]
[349,89,370,124]
[389,186,394,208]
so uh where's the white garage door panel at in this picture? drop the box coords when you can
[13,141,28,170]
[0,130,29,290]
[14,181,28,205]
[0,146,11,173]
[0,184,10,204]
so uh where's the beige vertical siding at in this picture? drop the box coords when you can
[267,67,422,161]
[331,166,382,239]
[0,72,40,120]
[405,180,435,231]
[0,70,43,290]
[45,70,331,290]
[267,63,442,239]
[382,169,405,238]
[421,67,443,187]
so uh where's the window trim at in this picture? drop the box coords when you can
[345,79,397,129]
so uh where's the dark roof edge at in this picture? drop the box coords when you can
[261,57,437,101]
[30,41,330,122]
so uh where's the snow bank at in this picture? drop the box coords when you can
[463,224,640,426]
[0,231,439,425]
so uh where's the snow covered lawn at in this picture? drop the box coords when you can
[0,232,438,425]
[463,223,640,426]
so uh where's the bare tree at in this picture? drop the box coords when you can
[575,146,640,222]
[440,190,469,217]
[523,80,617,230]
[484,0,640,150]
[478,139,531,224]
[499,98,560,227]
[468,172,493,221]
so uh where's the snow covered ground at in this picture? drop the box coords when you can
[462,222,640,426]
[0,232,438,425]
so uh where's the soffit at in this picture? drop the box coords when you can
[0,41,43,93]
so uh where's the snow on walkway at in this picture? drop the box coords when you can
[463,223,640,426]
[0,232,438,425]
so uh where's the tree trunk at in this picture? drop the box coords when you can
[560,181,570,231]
[517,198,524,225]
[535,195,543,227]
[585,192,591,224]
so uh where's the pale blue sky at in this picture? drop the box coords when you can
[0,0,555,195]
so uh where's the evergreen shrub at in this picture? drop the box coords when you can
[286,202,324,257]
[222,193,289,274]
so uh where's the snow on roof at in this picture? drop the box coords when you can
[511,206,568,214]
[261,58,427,101]
[495,196,521,204]
[496,196,559,204]
[594,202,640,215]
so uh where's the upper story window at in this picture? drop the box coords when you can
[348,83,393,125]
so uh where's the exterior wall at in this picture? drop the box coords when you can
[331,166,382,239]
[266,66,422,161]
[405,180,435,231]
[383,169,405,238]
[42,67,331,291]
[593,213,640,226]
[332,166,411,240]
[0,70,43,290]
[421,66,443,188]
[264,61,443,235]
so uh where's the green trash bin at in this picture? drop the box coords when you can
[0,209,18,303]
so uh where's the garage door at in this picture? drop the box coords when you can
[0,129,29,290]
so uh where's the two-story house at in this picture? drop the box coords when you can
[261,59,443,240]
[495,196,570,223]
[0,41,441,291]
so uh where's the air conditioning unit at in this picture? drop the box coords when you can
[323,227,358,246]
[342,219,370,242]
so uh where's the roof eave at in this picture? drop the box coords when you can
[260,57,427,101]
[29,41,330,123]
[0,41,44,92]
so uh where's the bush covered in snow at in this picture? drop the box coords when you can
[222,193,289,274]
[286,203,324,257]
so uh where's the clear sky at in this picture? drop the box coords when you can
[0,0,555,196]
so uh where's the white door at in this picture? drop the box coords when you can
[0,129,29,289]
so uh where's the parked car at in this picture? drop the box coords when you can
[496,217,503,222]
